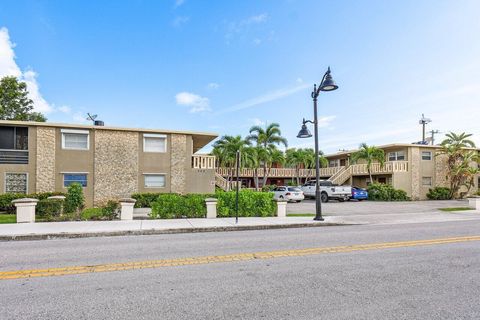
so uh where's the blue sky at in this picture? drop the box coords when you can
[1,0,479,154]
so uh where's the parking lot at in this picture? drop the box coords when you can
[287,199,470,216]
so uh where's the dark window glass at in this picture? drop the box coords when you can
[64,174,88,187]
[0,126,15,149]
[15,127,28,150]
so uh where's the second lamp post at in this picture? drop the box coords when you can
[297,67,338,221]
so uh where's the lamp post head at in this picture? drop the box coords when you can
[297,120,312,138]
[319,66,338,92]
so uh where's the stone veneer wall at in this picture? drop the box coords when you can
[434,153,449,188]
[94,130,139,205]
[35,127,56,193]
[170,134,187,194]
[410,147,420,200]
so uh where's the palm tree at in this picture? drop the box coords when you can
[350,143,385,183]
[441,132,476,149]
[212,135,251,185]
[302,148,328,184]
[263,148,285,186]
[286,148,303,186]
[246,123,288,186]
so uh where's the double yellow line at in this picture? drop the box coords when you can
[1,235,479,280]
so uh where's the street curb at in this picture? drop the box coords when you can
[0,222,348,241]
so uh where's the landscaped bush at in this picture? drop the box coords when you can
[80,200,119,221]
[36,199,64,221]
[64,183,85,214]
[367,183,409,201]
[427,187,451,200]
[131,193,162,208]
[151,194,208,219]
[261,184,276,192]
[149,190,276,219]
[216,190,276,217]
[0,192,65,214]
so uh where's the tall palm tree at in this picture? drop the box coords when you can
[441,132,476,149]
[212,135,251,184]
[302,148,328,183]
[350,143,385,183]
[286,148,303,185]
[263,148,285,186]
[247,123,288,186]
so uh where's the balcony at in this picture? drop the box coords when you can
[0,150,29,164]
[192,155,216,169]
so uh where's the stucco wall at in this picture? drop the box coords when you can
[94,130,139,205]
[35,127,56,193]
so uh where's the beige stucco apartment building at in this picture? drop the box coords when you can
[0,120,217,206]
[216,143,479,200]
[324,143,479,200]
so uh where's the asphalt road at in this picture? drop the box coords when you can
[1,220,480,319]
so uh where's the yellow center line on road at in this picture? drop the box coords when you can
[1,235,480,280]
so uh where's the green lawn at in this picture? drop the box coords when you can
[439,207,475,212]
[286,213,316,217]
[0,214,16,224]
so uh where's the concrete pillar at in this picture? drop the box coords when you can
[468,197,480,210]
[276,199,288,218]
[205,198,218,218]
[119,198,136,220]
[12,198,38,223]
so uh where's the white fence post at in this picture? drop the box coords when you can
[205,198,218,218]
[119,198,136,220]
[12,198,38,223]
[276,199,287,218]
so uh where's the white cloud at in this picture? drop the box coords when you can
[296,77,303,84]
[58,106,71,114]
[0,27,55,114]
[250,118,265,126]
[217,83,310,114]
[207,82,220,89]
[225,13,269,43]
[72,112,89,124]
[172,16,189,27]
[174,0,185,8]
[175,91,211,113]
[317,115,336,128]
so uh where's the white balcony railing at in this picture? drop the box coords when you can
[192,155,216,169]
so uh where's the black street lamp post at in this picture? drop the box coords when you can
[297,67,338,221]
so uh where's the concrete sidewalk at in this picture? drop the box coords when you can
[0,217,341,241]
[1,209,479,241]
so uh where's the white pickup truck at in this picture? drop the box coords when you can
[301,180,352,202]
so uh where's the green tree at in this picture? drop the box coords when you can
[0,76,46,122]
[350,143,385,183]
[212,135,251,187]
[439,132,478,198]
[246,123,288,186]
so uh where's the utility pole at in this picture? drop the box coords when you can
[428,129,440,145]
[419,114,432,143]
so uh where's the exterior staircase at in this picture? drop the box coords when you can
[327,166,352,185]
[215,173,240,191]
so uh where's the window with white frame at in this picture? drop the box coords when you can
[61,129,89,150]
[388,151,406,161]
[5,173,27,194]
[421,151,432,160]
[144,174,166,188]
[422,177,432,186]
[63,173,88,187]
[143,134,167,153]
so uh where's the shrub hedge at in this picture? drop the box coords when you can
[0,192,65,214]
[367,183,409,201]
[132,193,163,208]
[64,183,85,213]
[426,187,451,200]
[149,190,276,219]
[36,199,64,221]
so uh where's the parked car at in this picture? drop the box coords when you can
[301,180,352,202]
[350,186,368,201]
[272,186,305,202]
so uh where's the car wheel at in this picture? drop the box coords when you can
[296,200,301,203]
[279,196,284,199]
[320,192,328,203]
[338,198,345,202]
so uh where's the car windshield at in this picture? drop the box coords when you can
[288,187,301,192]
